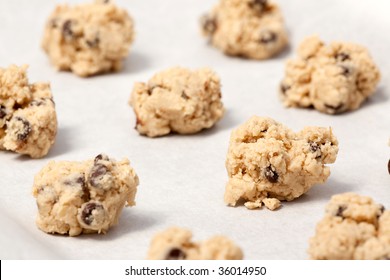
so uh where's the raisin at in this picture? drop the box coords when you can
[264,165,278,183]
[166,248,186,260]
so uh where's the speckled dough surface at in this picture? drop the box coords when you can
[42,0,134,77]
[201,0,288,59]
[280,35,381,114]
[32,154,139,236]
[309,193,390,260]
[129,67,225,137]
[147,227,243,260]
[0,65,57,158]
[225,116,338,210]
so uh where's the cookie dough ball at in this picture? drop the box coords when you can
[42,0,134,77]
[0,65,57,158]
[225,116,338,210]
[280,35,381,114]
[201,0,288,59]
[147,227,243,260]
[129,67,225,137]
[32,154,139,236]
[309,193,390,260]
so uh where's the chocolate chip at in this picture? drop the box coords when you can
[309,142,322,159]
[166,248,186,260]
[50,19,58,28]
[0,105,6,119]
[201,15,217,35]
[324,103,344,113]
[339,65,351,76]
[80,202,104,226]
[12,103,22,110]
[280,83,290,95]
[181,91,189,100]
[64,174,85,186]
[264,165,278,183]
[388,159,390,175]
[336,205,347,218]
[62,20,73,38]
[378,205,386,218]
[260,31,277,44]
[309,142,319,153]
[13,117,31,141]
[89,164,110,189]
[146,85,158,96]
[335,52,350,62]
[94,154,109,163]
[248,0,268,10]
[135,117,143,127]
[86,37,100,48]
[30,99,46,106]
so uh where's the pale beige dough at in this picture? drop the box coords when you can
[32,154,139,236]
[201,0,288,59]
[0,65,57,158]
[129,67,225,137]
[280,35,381,114]
[309,193,390,260]
[225,116,338,210]
[147,227,243,260]
[42,0,134,77]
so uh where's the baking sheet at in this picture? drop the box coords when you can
[0,0,389,259]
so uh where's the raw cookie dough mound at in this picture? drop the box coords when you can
[0,65,57,158]
[201,0,288,59]
[147,227,243,260]
[309,193,390,260]
[129,67,225,137]
[280,35,380,114]
[225,116,338,210]
[32,154,139,236]
[42,0,134,77]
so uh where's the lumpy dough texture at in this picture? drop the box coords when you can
[280,35,381,114]
[309,193,390,260]
[42,0,134,77]
[32,154,139,236]
[201,0,288,59]
[129,67,225,137]
[225,116,338,210]
[147,227,243,260]
[0,65,57,158]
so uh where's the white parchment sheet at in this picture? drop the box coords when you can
[0,0,389,259]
